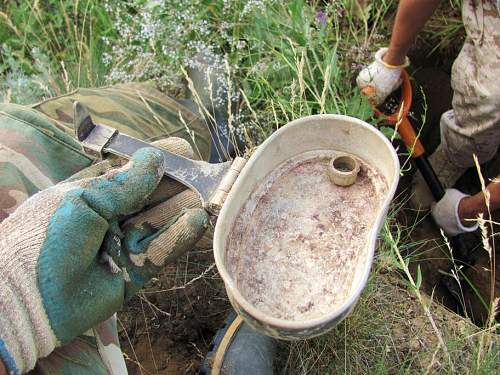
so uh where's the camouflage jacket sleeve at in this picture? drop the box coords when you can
[33,82,211,160]
[0,82,211,222]
[0,104,92,222]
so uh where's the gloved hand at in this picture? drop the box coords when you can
[431,188,479,236]
[356,47,409,105]
[101,138,213,299]
[67,137,213,295]
[0,146,209,374]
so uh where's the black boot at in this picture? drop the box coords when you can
[200,311,276,375]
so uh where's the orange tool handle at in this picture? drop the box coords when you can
[398,117,425,157]
[362,70,425,158]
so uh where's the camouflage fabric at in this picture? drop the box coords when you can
[441,0,500,168]
[0,104,91,222]
[0,82,211,374]
[0,82,211,221]
[33,82,211,160]
[27,317,124,375]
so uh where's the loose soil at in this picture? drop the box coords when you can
[119,248,230,374]
[227,151,388,321]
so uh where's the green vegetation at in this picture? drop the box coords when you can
[1,0,496,374]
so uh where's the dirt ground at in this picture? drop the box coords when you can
[397,61,500,324]
[118,248,230,374]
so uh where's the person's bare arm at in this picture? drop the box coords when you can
[0,358,6,375]
[384,0,442,65]
[459,176,500,226]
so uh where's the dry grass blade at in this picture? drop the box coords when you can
[178,110,203,160]
[142,263,216,294]
[0,11,21,37]
[139,297,159,375]
[472,154,497,366]
[118,317,146,375]
[180,66,231,161]
[385,222,455,371]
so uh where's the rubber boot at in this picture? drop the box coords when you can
[200,311,276,375]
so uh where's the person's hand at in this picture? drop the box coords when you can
[431,189,479,236]
[67,137,214,296]
[0,146,209,374]
[356,47,408,105]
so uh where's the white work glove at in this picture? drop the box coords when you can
[431,189,479,237]
[356,47,409,105]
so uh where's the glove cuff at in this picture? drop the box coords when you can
[452,193,479,234]
[0,195,62,374]
[432,189,479,237]
[0,278,58,374]
[375,48,410,69]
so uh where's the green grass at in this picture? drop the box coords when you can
[419,0,465,60]
[0,0,113,102]
[1,0,497,373]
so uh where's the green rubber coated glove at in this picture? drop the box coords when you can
[68,137,213,299]
[0,147,209,374]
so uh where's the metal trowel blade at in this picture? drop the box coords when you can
[73,101,232,210]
